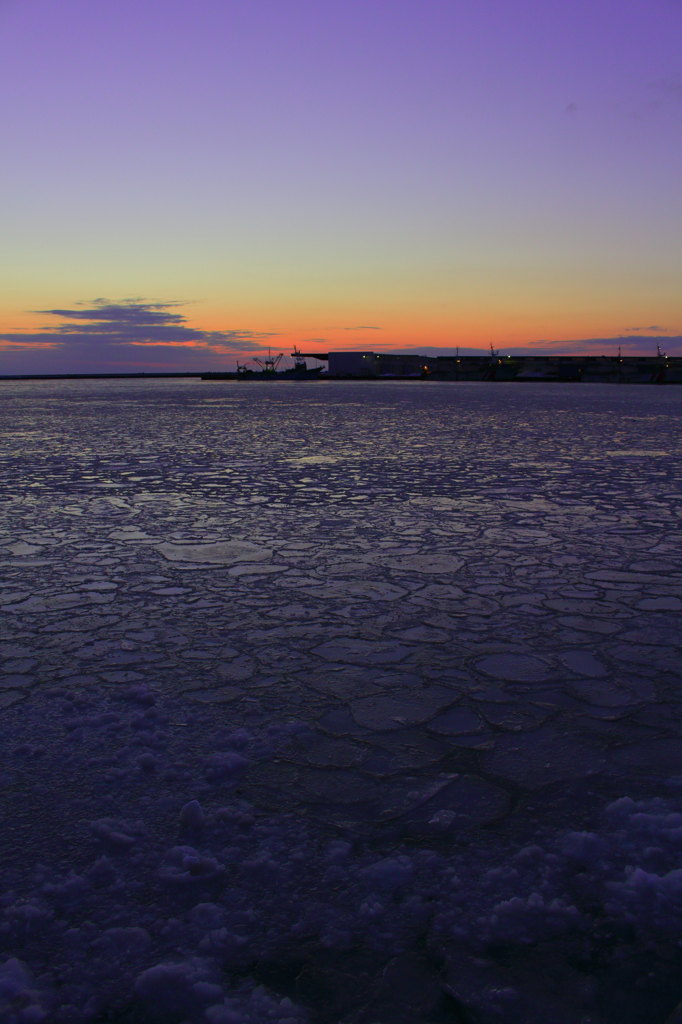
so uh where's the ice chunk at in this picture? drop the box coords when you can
[134,959,215,1019]
[156,541,270,565]
[92,927,151,957]
[360,856,414,892]
[204,752,249,780]
[91,819,138,850]
[314,638,411,665]
[350,687,453,730]
[189,903,226,930]
[476,652,551,683]
[376,553,464,574]
[180,800,205,830]
[483,725,605,787]
[559,651,608,677]
[0,958,49,1022]
[427,706,483,735]
[159,847,224,885]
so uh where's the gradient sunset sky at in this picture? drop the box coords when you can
[1,0,681,372]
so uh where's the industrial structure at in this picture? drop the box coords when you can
[297,348,682,384]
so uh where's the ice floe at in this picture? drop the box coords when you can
[1,377,681,1023]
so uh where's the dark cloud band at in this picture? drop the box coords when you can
[2,299,276,355]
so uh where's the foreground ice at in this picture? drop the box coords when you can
[0,379,681,1023]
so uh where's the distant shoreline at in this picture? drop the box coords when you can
[0,372,205,380]
[2,352,681,386]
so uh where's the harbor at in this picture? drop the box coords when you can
[201,347,682,384]
[4,349,681,386]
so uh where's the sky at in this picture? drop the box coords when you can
[1,0,681,372]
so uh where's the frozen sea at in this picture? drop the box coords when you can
[1,378,681,1024]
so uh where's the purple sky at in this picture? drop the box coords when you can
[1,0,681,371]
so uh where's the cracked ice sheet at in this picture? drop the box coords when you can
[1,378,682,1024]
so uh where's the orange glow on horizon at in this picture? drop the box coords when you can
[1,299,679,369]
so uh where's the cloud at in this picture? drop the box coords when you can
[392,336,682,357]
[624,325,666,333]
[38,298,189,328]
[523,335,682,356]
[0,339,62,350]
[0,298,276,370]
[343,325,381,330]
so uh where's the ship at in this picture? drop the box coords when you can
[201,348,326,381]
